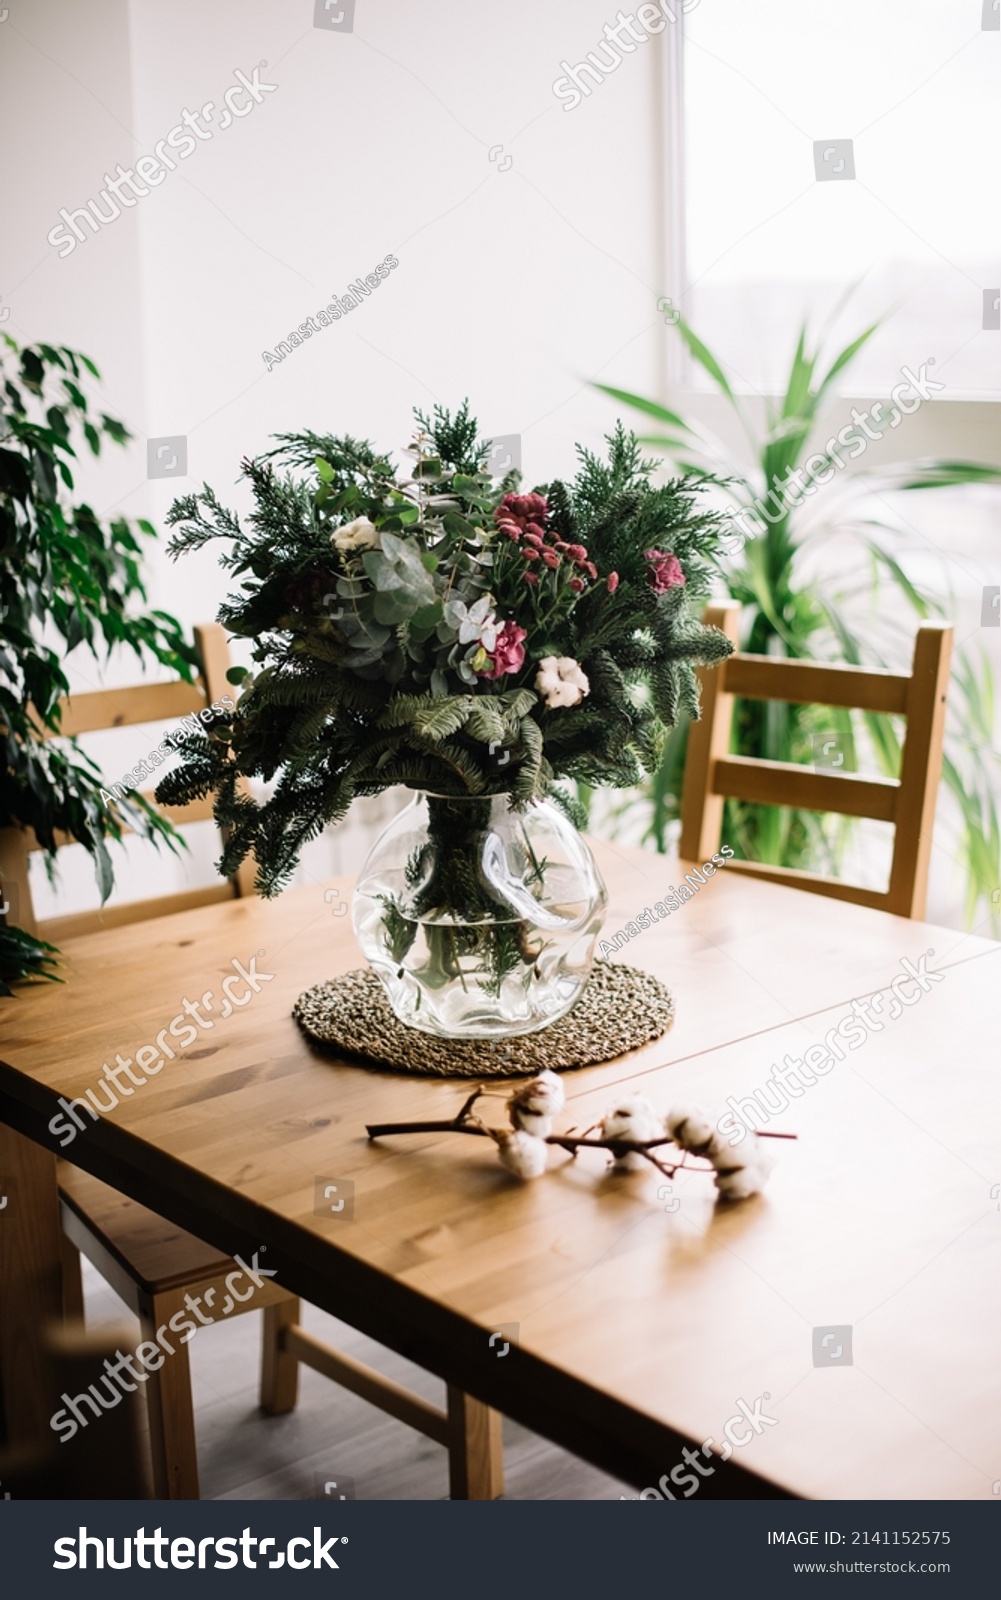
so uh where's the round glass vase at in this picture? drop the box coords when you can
[352,791,608,1040]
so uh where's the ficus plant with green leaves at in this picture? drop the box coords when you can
[595,309,1001,929]
[0,335,198,993]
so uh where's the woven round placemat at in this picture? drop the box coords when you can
[292,963,674,1078]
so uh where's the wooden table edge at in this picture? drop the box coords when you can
[0,1063,796,1500]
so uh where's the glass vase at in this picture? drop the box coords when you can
[352,791,608,1039]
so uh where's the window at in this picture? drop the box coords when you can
[676,0,1000,399]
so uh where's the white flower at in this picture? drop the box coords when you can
[600,1093,663,1169]
[535,656,589,709]
[508,1069,565,1139]
[445,594,499,651]
[495,1129,548,1179]
[332,515,380,553]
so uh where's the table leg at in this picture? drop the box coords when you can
[446,1386,504,1500]
[0,1125,64,1446]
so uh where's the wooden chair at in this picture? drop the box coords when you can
[679,602,953,918]
[0,623,255,943]
[0,624,503,1499]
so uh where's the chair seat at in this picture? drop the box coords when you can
[58,1163,235,1297]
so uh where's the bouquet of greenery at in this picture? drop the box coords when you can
[160,405,732,909]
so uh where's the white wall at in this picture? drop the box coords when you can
[3,0,668,917]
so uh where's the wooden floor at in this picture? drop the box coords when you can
[79,1259,633,1501]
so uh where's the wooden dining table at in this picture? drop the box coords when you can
[2,838,999,1500]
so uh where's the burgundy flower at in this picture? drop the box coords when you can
[494,491,549,533]
[607,571,620,593]
[481,620,527,680]
[644,549,686,593]
[524,522,546,539]
[523,572,539,586]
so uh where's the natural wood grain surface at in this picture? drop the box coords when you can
[723,654,912,714]
[679,606,953,920]
[1,842,997,1498]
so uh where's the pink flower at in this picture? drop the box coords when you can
[583,561,597,580]
[523,530,544,548]
[494,492,549,533]
[607,571,619,593]
[566,544,588,562]
[523,572,539,587]
[540,549,560,569]
[569,577,584,593]
[524,522,545,539]
[522,546,540,561]
[482,620,527,680]
[644,549,686,593]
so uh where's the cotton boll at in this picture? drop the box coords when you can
[747,1134,775,1180]
[601,1094,661,1141]
[665,1105,716,1152]
[509,1107,553,1139]
[713,1134,775,1201]
[495,1130,548,1179]
[714,1162,766,1201]
[331,515,379,552]
[600,1094,664,1168]
[534,656,590,709]
[508,1070,565,1138]
[716,1130,774,1175]
[532,1068,565,1113]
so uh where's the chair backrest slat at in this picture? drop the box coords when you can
[723,655,911,714]
[0,623,249,940]
[679,601,953,919]
[53,681,206,739]
[712,756,899,822]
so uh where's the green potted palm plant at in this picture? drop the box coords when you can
[596,314,1001,928]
